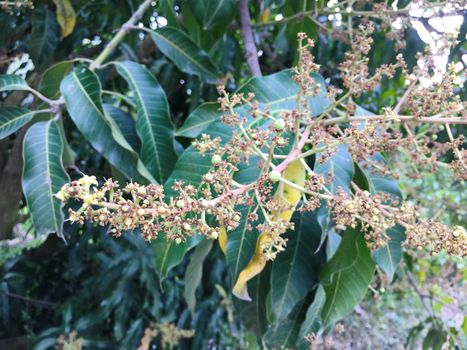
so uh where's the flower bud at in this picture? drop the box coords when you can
[211,155,222,165]
[175,237,182,244]
[176,199,185,208]
[268,170,282,182]
[273,118,285,131]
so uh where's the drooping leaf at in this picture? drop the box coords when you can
[22,120,70,238]
[39,61,73,99]
[315,145,354,254]
[183,239,213,313]
[187,0,237,30]
[270,211,323,321]
[60,68,156,184]
[114,61,178,183]
[103,104,141,152]
[0,107,35,139]
[150,27,222,84]
[320,228,375,328]
[0,74,30,92]
[175,102,220,138]
[53,0,76,38]
[296,286,326,349]
[28,6,60,69]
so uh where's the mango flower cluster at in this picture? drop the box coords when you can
[57,31,466,260]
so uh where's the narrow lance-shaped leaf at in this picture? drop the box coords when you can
[320,228,376,328]
[103,104,141,152]
[53,0,76,38]
[296,286,326,349]
[60,68,156,184]
[0,107,35,139]
[183,239,213,313]
[270,211,324,322]
[0,74,30,92]
[22,120,70,238]
[151,27,222,84]
[114,61,178,183]
[187,0,237,30]
[39,61,73,99]
[28,6,60,69]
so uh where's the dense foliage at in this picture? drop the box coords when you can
[0,0,465,349]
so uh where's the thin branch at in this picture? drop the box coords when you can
[89,0,153,70]
[238,0,262,76]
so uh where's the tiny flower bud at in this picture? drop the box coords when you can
[183,223,191,231]
[137,208,146,216]
[121,205,130,212]
[268,170,282,182]
[137,187,146,195]
[157,206,166,214]
[175,237,182,244]
[211,231,219,239]
[276,138,285,145]
[176,199,185,208]
[273,118,285,131]
[204,173,213,182]
[211,155,222,165]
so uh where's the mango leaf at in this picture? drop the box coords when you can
[183,239,213,313]
[0,74,30,92]
[187,0,237,30]
[114,61,177,183]
[296,286,326,349]
[39,61,73,99]
[22,120,70,238]
[320,228,375,328]
[0,107,35,139]
[53,0,76,38]
[263,298,309,349]
[28,6,60,69]
[175,102,220,138]
[315,145,354,254]
[103,104,141,152]
[150,27,222,84]
[269,211,323,321]
[60,68,156,184]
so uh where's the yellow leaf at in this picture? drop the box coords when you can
[232,160,306,301]
[219,227,227,255]
[53,0,76,39]
[259,8,271,24]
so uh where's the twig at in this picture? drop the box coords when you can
[89,0,153,70]
[5,291,56,307]
[238,0,262,76]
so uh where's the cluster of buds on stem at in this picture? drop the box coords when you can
[58,31,466,261]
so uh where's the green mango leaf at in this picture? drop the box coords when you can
[183,239,213,313]
[60,68,156,184]
[263,298,309,349]
[187,0,237,30]
[0,107,35,139]
[103,104,141,152]
[27,6,60,69]
[175,102,220,138]
[296,286,326,349]
[39,61,73,99]
[0,74,30,92]
[315,145,354,256]
[150,27,222,84]
[320,228,375,328]
[114,61,178,183]
[422,328,447,350]
[22,120,70,238]
[270,211,323,322]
